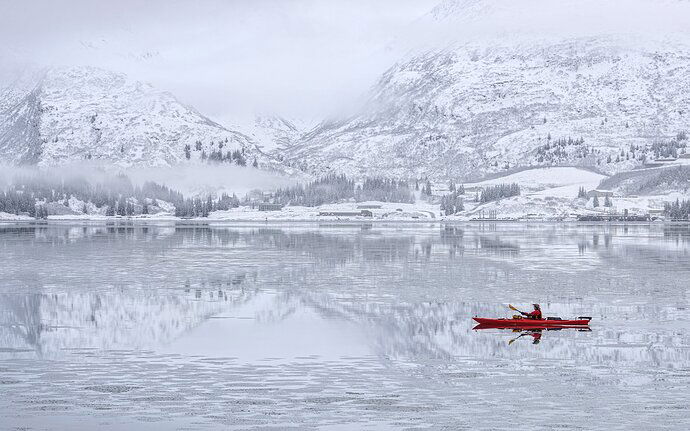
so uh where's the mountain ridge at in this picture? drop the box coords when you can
[0,66,290,172]
[284,0,690,180]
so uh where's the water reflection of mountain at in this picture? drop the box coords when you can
[273,291,690,369]
[0,279,257,359]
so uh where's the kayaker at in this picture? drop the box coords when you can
[520,304,542,320]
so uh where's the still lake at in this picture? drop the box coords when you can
[1,222,689,430]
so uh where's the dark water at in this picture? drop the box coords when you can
[1,222,689,430]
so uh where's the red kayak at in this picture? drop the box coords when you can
[473,317,591,328]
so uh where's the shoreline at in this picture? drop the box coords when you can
[1,217,687,227]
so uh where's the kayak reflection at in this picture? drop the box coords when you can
[473,324,592,345]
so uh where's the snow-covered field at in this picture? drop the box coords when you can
[456,167,684,220]
[470,166,605,195]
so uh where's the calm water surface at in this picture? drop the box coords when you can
[1,222,689,430]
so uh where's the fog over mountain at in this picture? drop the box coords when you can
[0,0,437,122]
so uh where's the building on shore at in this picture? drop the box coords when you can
[318,210,373,217]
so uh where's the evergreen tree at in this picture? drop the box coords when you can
[593,195,600,207]
[117,198,127,216]
[142,202,149,214]
[205,196,213,216]
[604,195,612,207]
[440,192,464,215]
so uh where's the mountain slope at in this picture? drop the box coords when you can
[287,0,690,180]
[228,115,305,154]
[0,67,280,169]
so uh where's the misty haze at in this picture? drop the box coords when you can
[1,1,689,430]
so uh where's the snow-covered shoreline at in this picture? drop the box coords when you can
[2,167,688,224]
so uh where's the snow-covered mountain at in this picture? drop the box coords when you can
[0,66,281,169]
[286,0,690,180]
[227,115,305,154]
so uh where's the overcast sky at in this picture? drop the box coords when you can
[0,0,439,123]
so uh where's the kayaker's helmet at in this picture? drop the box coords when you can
[533,304,541,310]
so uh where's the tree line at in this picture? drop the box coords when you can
[272,175,414,207]
[174,193,240,218]
[479,183,520,203]
[664,199,690,220]
[0,172,186,217]
[184,140,259,168]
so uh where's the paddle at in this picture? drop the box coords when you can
[508,333,527,345]
[508,304,526,315]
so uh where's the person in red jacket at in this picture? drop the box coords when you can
[521,304,542,320]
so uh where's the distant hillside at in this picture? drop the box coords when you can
[599,165,690,195]
[286,0,690,180]
[0,66,286,172]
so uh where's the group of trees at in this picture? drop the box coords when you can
[0,173,185,218]
[416,179,465,197]
[418,178,433,195]
[273,175,356,207]
[479,183,520,203]
[651,133,688,159]
[532,131,690,166]
[664,199,690,220]
[0,189,38,216]
[171,193,241,218]
[591,194,613,208]
[536,136,590,163]
[355,178,415,203]
[440,191,464,215]
[184,140,259,168]
[203,149,256,167]
[272,174,414,207]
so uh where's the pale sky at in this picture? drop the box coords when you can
[0,0,439,123]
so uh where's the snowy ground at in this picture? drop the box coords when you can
[208,201,440,222]
[470,166,606,194]
[0,212,33,221]
[454,167,686,220]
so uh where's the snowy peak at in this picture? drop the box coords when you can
[0,66,280,169]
